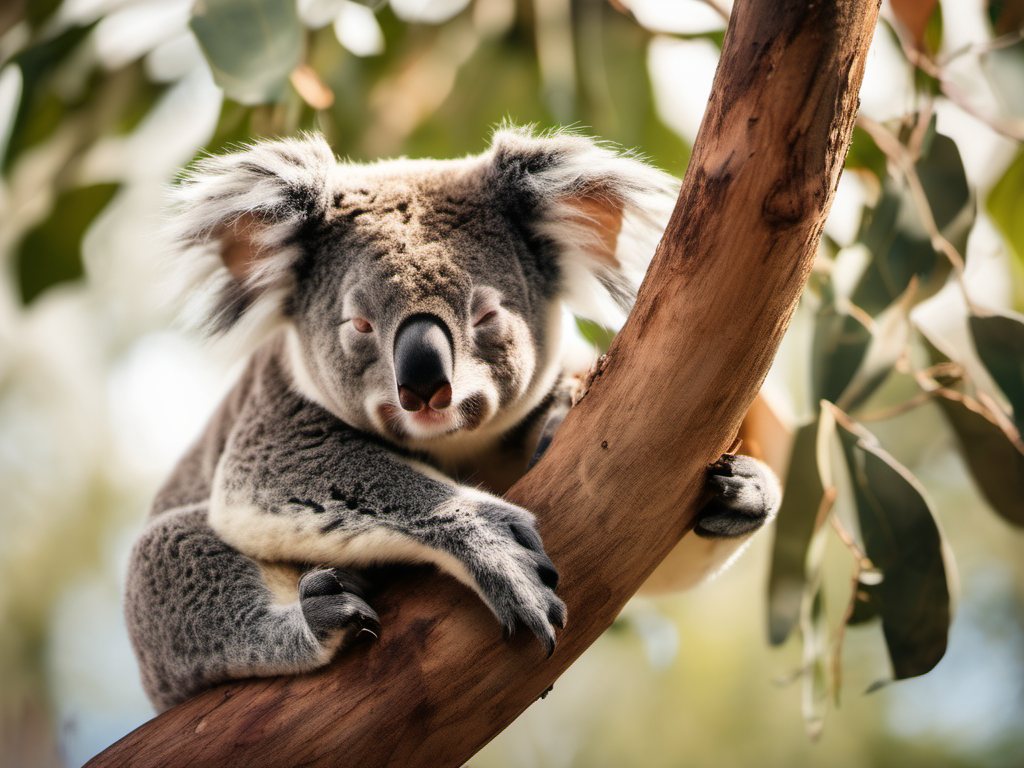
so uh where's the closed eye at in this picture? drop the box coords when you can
[473,310,498,327]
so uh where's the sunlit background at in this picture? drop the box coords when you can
[2,0,1024,765]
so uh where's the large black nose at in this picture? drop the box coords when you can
[393,315,454,412]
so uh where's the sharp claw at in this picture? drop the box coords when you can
[542,632,556,658]
[549,601,567,629]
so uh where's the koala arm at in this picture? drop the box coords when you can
[208,348,565,653]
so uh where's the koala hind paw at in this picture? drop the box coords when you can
[299,568,380,643]
[694,454,781,539]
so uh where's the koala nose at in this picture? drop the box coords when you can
[393,315,454,412]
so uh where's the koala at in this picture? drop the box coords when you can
[125,128,781,713]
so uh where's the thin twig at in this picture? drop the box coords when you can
[855,389,935,422]
[913,365,1024,453]
[829,512,875,705]
[798,485,838,739]
[939,27,1024,67]
[889,20,1024,143]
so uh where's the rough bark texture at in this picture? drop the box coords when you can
[88,1,879,765]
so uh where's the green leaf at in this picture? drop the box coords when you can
[924,0,943,55]
[835,284,915,413]
[921,330,1024,526]
[987,146,1024,268]
[851,185,936,315]
[852,130,971,315]
[14,183,118,304]
[25,0,63,28]
[917,133,972,239]
[837,419,951,679]
[811,289,871,405]
[767,418,826,645]
[937,395,1024,526]
[3,23,95,173]
[844,126,887,179]
[969,313,1024,434]
[190,0,303,106]
[575,318,616,352]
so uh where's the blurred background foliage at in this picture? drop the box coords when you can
[1,0,1023,766]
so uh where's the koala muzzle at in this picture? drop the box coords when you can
[394,315,454,412]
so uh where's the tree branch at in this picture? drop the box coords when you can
[87,1,879,765]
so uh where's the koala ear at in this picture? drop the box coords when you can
[487,127,680,326]
[168,134,336,336]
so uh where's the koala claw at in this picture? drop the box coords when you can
[299,568,380,642]
[694,454,781,539]
[477,504,566,656]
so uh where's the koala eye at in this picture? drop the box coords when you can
[351,317,373,334]
[473,309,498,327]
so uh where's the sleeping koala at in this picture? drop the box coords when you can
[125,128,780,712]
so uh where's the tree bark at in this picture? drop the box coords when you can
[88,1,879,765]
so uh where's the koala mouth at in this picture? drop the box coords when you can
[375,392,490,444]
[375,401,454,441]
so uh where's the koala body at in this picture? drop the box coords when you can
[125,129,780,712]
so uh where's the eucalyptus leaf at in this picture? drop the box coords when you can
[4,23,95,172]
[920,329,1024,526]
[15,183,118,305]
[811,291,871,406]
[851,131,971,315]
[844,125,887,179]
[969,312,1024,434]
[576,318,616,353]
[767,418,826,645]
[190,0,303,106]
[987,146,1024,269]
[835,284,915,413]
[837,418,950,679]
[935,394,1024,526]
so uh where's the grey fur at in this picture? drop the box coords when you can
[126,128,780,712]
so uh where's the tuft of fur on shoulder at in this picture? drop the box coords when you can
[487,125,680,327]
[165,134,337,347]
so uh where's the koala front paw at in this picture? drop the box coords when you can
[299,568,380,643]
[694,454,781,539]
[474,504,567,657]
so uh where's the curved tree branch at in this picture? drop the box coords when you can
[88,2,879,765]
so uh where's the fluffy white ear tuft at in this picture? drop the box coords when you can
[487,127,680,327]
[167,133,337,339]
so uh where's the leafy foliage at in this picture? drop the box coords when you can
[15,183,119,303]
[190,0,303,105]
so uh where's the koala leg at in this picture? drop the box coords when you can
[125,507,377,712]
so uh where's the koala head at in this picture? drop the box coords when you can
[169,128,677,458]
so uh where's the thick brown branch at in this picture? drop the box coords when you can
[87,2,878,765]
